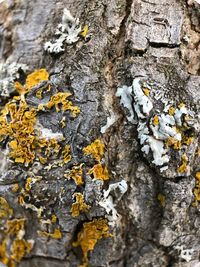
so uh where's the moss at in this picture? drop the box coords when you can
[73,218,111,266]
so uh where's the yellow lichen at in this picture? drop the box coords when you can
[193,172,200,206]
[165,137,181,150]
[73,218,111,266]
[168,106,175,116]
[177,154,188,173]
[62,144,71,163]
[71,193,90,217]
[11,184,19,193]
[157,193,165,207]
[83,139,105,162]
[66,164,84,185]
[25,69,49,90]
[38,228,62,239]
[178,103,185,108]
[0,197,13,219]
[36,89,43,99]
[15,69,49,95]
[51,215,57,223]
[0,216,33,267]
[25,177,33,192]
[88,163,109,181]
[81,25,89,38]
[152,115,159,126]
[182,136,193,146]
[143,88,150,96]
[11,239,33,262]
[45,92,80,117]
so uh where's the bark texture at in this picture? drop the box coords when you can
[0,0,200,266]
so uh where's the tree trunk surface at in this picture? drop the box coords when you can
[0,0,200,266]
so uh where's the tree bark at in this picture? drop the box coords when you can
[0,0,200,266]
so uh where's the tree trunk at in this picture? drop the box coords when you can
[0,0,200,266]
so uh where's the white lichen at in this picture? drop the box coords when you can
[99,180,128,225]
[116,85,136,123]
[44,8,82,54]
[100,113,119,134]
[0,61,28,97]
[36,122,64,140]
[175,245,194,262]
[116,77,194,172]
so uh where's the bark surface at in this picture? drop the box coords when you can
[0,0,200,266]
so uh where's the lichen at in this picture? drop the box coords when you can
[177,154,188,173]
[88,163,109,181]
[73,218,111,266]
[38,228,62,239]
[0,214,34,267]
[193,172,200,206]
[71,193,90,217]
[44,8,82,53]
[65,164,84,185]
[116,77,197,175]
[45,92,80,117]
[83,139,105,162]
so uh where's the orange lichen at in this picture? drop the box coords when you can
[38,228,62,239]
[165,137,181,150]
[73,218,111,266]
[88,163,109,181]
[15,69,49,95]
[177,154,188,173]
[45,92,80,117]
[168,106,175,116]
[0,216,33,267]
[71,193,90,217]
[11,184,19,193]
[0,99,37,165]
[25,69,49,90]
[66,164,84,185]
[62,144,71,163]
[83,139,105,162]
[143,88,150,96]
[152,115,159,126]
[11,239,33,262]
[25,177,33,192]
[0,197,13,219]
[182,136,193,146]
[193,172,200,206]
[6,219,25,237]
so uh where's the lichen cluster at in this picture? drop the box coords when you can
[116,78,197,175]
[0,67,112,267]
[73,218,111,266]
[0,198,34,267]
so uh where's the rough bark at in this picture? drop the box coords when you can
[0,0,200,266]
